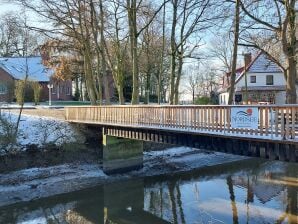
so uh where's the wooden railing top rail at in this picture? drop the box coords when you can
[65,104,298,109]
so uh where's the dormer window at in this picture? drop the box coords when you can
[266,75,273,85]
[250,76,256,83]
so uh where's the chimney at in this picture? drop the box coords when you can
[244,53,252,67]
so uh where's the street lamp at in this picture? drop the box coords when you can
[47,84,53,106]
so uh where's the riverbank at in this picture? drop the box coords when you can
[0,146,248,207]
[0,108,249,208]
[0,110,84,153]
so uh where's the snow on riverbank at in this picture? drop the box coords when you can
[0,146,249,207]
[0,111,83,152]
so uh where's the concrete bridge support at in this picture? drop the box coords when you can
[102,134,143,174]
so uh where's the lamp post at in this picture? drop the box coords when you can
[47,84,53,106]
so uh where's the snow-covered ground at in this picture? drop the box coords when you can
[0,111,83,152]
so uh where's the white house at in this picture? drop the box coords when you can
[218,52,290,105]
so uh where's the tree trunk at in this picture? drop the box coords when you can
[169,0,178,105]
[127,0,139,104]
[286,65,296,104]
[118,82,125,105]
[83,52,97,105]
[158,0,166,104]
[228,0,240,105]
[174,55,183,104]
[95,60,103,105]
[99,0,110,105]
[284,0,297,104]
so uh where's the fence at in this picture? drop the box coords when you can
[65,105,298,140]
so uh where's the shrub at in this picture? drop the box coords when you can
[15,80,25,105]
[0,113,17,153]
[15,80,34,104]
[195,96,210,105]
[31,81,42,105]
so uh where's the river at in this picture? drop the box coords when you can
[0,159,297,224]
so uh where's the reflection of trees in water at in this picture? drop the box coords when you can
[275,165,298,224]
[227,175,239,224]
[176,184,186,224]
[145,181,186,223]
[0,202,77,224]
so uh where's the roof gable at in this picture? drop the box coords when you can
[247,53,282,73]
[235,52,283,84]
[0,57,53,82]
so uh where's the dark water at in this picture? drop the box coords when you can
[0,159,297,224]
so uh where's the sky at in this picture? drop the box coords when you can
[0,1,20,13]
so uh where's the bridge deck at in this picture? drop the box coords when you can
[65,105,298,144]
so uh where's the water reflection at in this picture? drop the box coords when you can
[0,159,297,224]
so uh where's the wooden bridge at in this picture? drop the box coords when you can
[65,105,298,167]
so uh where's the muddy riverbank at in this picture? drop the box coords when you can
[0,146,248,207]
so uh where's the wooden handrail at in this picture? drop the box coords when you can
[65,105,298,141]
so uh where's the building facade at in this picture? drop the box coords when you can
[0,56,73,103]
[219,52,290,105]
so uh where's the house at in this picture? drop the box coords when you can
[218,52,289,105]
[0,56,73,102]
[38,40,116,102]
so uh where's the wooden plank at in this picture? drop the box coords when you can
[265,107,269,136]
[281,108,285,139]
[259,107,264,136]
[291,107,296,139]
[275,107,279,137]
[285,107,290,139]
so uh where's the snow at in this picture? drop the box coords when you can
[0,111,82,151]
[145,146,194,157]
[0,57,53,82]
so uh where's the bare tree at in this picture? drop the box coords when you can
[0,12,38,57]
[239,0,297,104]
[228,0,240,105]
[125,0,167,104]
[209,33,234,73]
[185,66,200,103]
[169,0,217,104]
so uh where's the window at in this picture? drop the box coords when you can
[66,87,71,95]
[266,75,273,85]
[52,86,56,95]
[250,76,256,83]
[0,83,7,94]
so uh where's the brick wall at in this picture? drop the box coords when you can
[50,80,73,101]
[0,68,14,102]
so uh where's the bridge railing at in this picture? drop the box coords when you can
[65,105,298,140]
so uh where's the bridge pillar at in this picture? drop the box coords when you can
[102,134,143,174]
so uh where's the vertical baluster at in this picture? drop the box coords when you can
[291,107,296,139]
[280,108,285,139]
[227,107,231,133]
[286,107,290,139]
[259,107,264,136]
[275,107,279,137]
